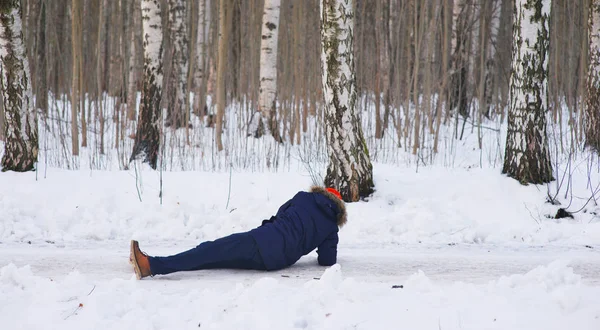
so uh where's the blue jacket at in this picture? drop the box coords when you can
[248,186,347,270]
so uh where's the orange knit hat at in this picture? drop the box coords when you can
[326,187,342,200]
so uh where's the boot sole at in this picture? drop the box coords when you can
[130,240,143,280]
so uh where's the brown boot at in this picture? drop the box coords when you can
[130,240,152,279]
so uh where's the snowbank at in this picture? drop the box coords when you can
[1,261,598,329]
[1,162,598,247]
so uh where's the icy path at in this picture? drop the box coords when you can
[2,242,600,329]
[1,241,599,284]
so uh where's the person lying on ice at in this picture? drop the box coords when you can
[129,186,347,279]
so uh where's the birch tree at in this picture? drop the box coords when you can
[0,0,38,172]
[320,0,374,202]
[192,0,210,117]
[249,0,282,142]
[585,0,600,153]
[130,0,164,169]
[502,0,553,184]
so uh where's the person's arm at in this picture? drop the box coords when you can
[261,197,294,226]
[275,197,294,215]
[316,231,339,266]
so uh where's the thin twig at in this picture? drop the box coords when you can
[524,203,541,225]
[297,147,322,186]
[87,285,96,296]
[134,161,142,202]
[464,119,501,132]
[569,181,600,215]
[64,304,83,320]
[226,162,232,209]
[450,227,469,235]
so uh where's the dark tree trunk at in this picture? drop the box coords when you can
[0,69,4,141]
[36,1,47,115]
[0,0,39,172]
[449,0,472,118]
[164,0,189,129]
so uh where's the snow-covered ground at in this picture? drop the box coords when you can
[1,244,600,329]
[2,161,599,246]
[1,157,599,329]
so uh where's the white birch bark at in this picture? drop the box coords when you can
[502,0,553,184]
[585,0,600,152]
[320,0,374,202]
[0,0,38,172]
[249,0,281,141]
[130,0,164,169]
[141,0,163,88]
[193,0,210,116]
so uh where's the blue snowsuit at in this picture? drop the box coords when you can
[148,186,347,275]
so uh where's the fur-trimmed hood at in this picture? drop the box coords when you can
[310,186,347,227]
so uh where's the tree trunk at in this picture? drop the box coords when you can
[97,0,108,155]
[165,0,189,129]
[0,65,4,141]
[320,0,374,202]
[496,0,514,121]
[229,1,241,101]
[377,0,392,140]
[215,0,230,152]
[127,0,142,121]
[476,0,494,118]
[0,0,39,172]
[434,0,453,153]
[374,0,383,140]
[450,0,471,118]
[502,0,553,184]
[193,0,210,117]
[249,0,282,142]
[80,0,87,148]
[585,0,600,153]
[130,0,164,169]
[36,1,47,115]
[71,0,81,155]
[411,0,424,155]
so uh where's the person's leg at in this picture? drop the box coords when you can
[147,232,266,275]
